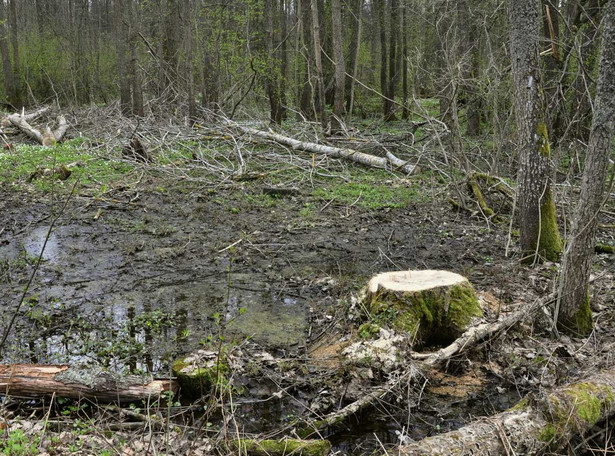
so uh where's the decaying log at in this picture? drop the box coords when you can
[7,108,68,146]
[224,121,417,174]
[397,368,615,455]
[0,364,178,403]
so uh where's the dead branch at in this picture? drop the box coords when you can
[303,293,556,435]
[0,364,177,403]
[223,120,417,174]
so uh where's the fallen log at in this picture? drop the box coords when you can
[224,121,417,174]
[7,108,69,146]
[0,364,178,403]
[397,369,615,455]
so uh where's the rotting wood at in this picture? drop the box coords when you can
[396,368,615,455]
[223,120,416,174]
[0,364,178,403]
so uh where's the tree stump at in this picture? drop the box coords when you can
[364,270,482,347]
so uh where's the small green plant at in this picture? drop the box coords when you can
[358,322,381,339]
[0,429,40,455]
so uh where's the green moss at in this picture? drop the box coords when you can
[447,283,483,329]
[172,356,229,400]
[595,244,615,254]
[508,397,530,411]
[541,382,614,448]
[538,424,556,442]
[367,281,481,347]
[536,122,551,157]
[523,189,562,263]
[357,323,381,339]
[537,190,562,261]
[232,439,331,456]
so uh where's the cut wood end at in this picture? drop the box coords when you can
[367,270,468,294]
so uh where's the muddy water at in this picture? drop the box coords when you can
[0,186,507,371]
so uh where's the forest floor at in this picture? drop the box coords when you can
[0,106,614,455]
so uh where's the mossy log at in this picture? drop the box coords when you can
[232,438,331,456]
[397,369,615,455]
[0,364,177,403]
[365,270,482,346]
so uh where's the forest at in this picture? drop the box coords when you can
[0,0,614,454]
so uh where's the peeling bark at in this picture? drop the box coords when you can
[0,364,178,403]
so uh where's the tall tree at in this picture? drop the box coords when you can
[310,0,327,129]
[556,0,615,336]
[265,0,283,124]
[345,0,363,116]
[330,0,346,132]
[509,0,562,263]
[0,0,16,108]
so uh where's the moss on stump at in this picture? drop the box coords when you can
[172,350,229,400]
[364,270,482,347]
[231,438,332,456]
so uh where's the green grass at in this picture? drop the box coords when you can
[0,138,134,193]
[313,178,426,210]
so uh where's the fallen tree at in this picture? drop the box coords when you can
[0,364,178,403]
[396,369,615,455]
[7,108,69,146]
[223,120,417,174]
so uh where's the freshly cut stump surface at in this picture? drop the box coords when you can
[365,270,482,347]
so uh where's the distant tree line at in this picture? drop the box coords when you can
[0,1,604,138]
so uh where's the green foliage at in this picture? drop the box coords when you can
[0,429,39,456]
[0,139,134,194]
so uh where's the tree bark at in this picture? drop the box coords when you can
[376,0,390,120]
[8,0,21,107]
[266,0,283,125]
[557,0,615,336]
[310,0,327,129]
[0,364,178,403]
[345,0,363,116]
[397,369,615,455]
[386,0,399,121]
[224,120,416,174]
[0,0,16,108]
[330,0,346,133]
[509,0,562,263]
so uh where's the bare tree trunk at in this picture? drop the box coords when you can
[310,0,327,129]
[330,0,346,133]
[8,0,21,107]
[0,0,15,108]
[280,0,288,120]
[556,0,615,336]
[401,0,409,119]
[184,0,196,120]
[346,0,363,117]
[299,0,315,120]
[386,0,399,121]
[116,0,131,115]
[509,0,562,263]
[265,0,283,125]
[377,0,389,119]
